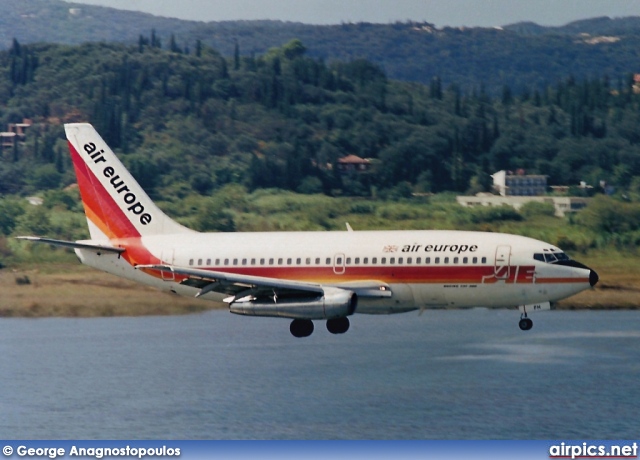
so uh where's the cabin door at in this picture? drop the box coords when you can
[494,245,511,280]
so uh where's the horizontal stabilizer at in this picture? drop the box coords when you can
[16,236,125,254]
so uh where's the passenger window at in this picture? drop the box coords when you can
[472,257,477,264]
[206,258,211,265]
[198,259,202,265]
[398,257,403,264]
[481,257,487,264]
[251,258,256,265]
[315,258,320,264]
[278,258,283,265]
[336,257,343,265]
[224,259,229,266]
[326,258,331,265]
[363,257,369,264]
[354,257,360,264]
[346,257,351,264]
[407,257,412,264]
[435,257,440,264]
[390,257,395,264]
[269,258,274,265]
[463,257,468,264]
[287,258,292,265]
[260,258,265,265]
[233,258,238,265]
[306,258,311,265]
[372,257,377,264]
[416,257,421,264]
[242,259,247,265]
[215,259,220,265]
[453,257,459,264]
[425,257,430,264]
[381,257,386,264]
[297,258,302,265]
[444,257,449,264]
[189,259,194,266]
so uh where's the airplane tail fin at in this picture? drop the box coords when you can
[65,123,194,240]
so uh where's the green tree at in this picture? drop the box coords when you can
[0,198,25,235]
[577,195,640,234]
[282,39,307,60]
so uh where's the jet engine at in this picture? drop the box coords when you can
[229,286,357,320]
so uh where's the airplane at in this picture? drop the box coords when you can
[18,123,599,337]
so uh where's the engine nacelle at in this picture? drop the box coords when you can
[229,287,357,320]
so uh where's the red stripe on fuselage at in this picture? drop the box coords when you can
[179,265,589,286]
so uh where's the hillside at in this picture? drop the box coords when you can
[2,40,640,201]
[4,1,640,93]
[1,5,640,213]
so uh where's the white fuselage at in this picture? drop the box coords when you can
[75,229,593,314]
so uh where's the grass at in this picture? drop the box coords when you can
[0,263,216,318]
[555,251,640,310]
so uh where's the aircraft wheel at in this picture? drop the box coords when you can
[290,319,314,338]
[518,317,533,331]
[326,317,350,334]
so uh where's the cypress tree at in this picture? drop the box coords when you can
[234,40,240,71]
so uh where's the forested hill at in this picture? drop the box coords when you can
[4,1,640,93]
[2,39,640,205]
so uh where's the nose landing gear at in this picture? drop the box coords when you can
[519,315,533,331]
[518,305,533,331]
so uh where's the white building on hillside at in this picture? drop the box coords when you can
[492,170,547,196]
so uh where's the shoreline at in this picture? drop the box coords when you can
[1,263,638,318]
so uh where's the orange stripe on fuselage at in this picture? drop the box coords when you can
[186,265,491,284]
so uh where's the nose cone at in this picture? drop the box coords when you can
[556,259,598,287]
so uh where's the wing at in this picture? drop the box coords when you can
[136,264,324,301]
[135,264,392,302]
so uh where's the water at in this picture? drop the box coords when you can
[1,309,639,439]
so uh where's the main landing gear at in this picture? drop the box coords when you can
[289,317,350,338]
[290,319,314,338]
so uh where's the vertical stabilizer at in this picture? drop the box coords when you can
[65,123,194,240]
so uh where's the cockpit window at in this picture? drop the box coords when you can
[534,252,570,264]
